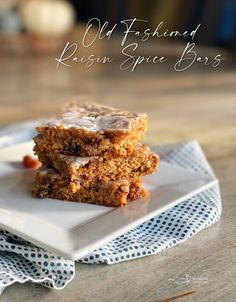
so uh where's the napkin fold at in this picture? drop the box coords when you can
[0,123,221,294]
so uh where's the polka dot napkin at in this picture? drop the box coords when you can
[0,126,222,294]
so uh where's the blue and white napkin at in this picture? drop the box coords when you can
[0,122,221,294]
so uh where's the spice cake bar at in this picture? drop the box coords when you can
[33,168,147,207]
[37,144,159,185]
[32,102,159,207]
[34,102,147,157]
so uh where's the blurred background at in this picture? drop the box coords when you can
[0,0,235,149]
[1,0,236,54]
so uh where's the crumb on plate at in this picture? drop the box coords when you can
[23,155,41,169]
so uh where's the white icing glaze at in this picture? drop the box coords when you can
[58,154,96,167]
[45,103,146,132]
[38,168,60,179]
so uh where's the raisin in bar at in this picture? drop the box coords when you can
[37,144,159,186]
[33,168,148,207]
[34,102,147,157]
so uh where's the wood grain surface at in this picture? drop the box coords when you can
[0,47,236,302]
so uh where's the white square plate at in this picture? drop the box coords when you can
[0,141,216,260]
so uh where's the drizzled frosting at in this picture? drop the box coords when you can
[37,168,60,179]
[45,103,146,132]
[58,154,97,167]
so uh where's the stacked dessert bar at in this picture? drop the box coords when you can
[32,102,159,207]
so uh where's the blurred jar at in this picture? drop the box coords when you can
[0,0,22,34]
[19,0,75,37]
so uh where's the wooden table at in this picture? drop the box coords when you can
[0,48,236,302]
